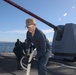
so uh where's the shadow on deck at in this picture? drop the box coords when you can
[0,53,18,74]
[0,53,76,75]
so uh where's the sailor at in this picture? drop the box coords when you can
[25,18,51,75]
[13,39,27,70]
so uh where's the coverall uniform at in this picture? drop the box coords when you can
[26,28,51,75]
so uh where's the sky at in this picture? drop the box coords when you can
[0,0,76,42]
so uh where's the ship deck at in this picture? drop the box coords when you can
[0,52,76,75]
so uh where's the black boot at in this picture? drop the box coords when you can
[17,63,23,70]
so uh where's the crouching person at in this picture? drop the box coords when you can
[25,18,51,75]
[13,39,27,70]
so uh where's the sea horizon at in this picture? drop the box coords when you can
[0,41,52,52]
[0,42,15,52]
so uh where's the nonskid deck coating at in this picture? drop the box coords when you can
[0,53,76,75]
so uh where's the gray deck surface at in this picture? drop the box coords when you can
[0,53,76,75]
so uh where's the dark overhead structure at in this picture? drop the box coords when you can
[4,0,76,60]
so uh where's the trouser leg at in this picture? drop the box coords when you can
[13,48,23,62]
[13,48,23,70]
[38,51,50,75]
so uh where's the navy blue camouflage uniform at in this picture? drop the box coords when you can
[26,28,51,75]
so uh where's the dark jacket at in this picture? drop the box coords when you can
[15,41,22,47]
[26,28,51,59]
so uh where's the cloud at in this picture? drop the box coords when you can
[0,30,27,34]
[0,29,54,34]
[42,29,54,34]
[63,13,67,17]
[48,37,53,42]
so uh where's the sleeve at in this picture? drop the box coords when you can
[35,31,46,59]
[26,32,31,49]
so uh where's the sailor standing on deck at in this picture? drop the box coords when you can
[25,18,51,75]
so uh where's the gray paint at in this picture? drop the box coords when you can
[52,23,76,60]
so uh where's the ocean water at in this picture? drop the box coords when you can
[0,42,15,52]
[0,42,52,52]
